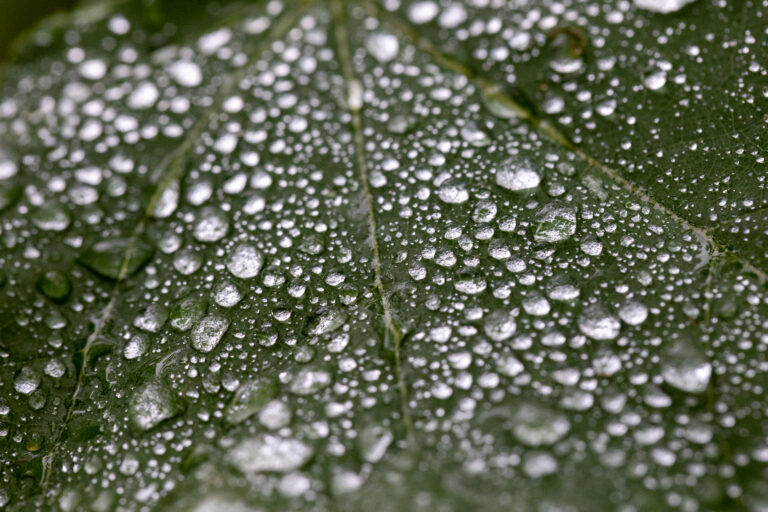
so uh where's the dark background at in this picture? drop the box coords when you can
[0,0,78,61]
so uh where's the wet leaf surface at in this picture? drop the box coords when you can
[1,0,767,510]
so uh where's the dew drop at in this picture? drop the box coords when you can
[533,202,577,243]
[511,403,571,447]
[191,315,230,353]
[437,179,469,204]
[495,157,541,192]
[661,339,712,393]
[129,378,183,431]
[230,435,313,473]
[227,243,263,279]
[225,378,279,425]
[578,304,621,340]
[366,32,399,63]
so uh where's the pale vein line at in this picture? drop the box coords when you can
[357,0,768,282]
[39,1,311,492]
[331,0,416,446]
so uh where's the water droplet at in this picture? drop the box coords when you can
[523,452,558,478]
[533,202,577,243]
[289,366,332,395]
[437,179,469,204]
[259,400,292,430]
[511,403,571,447]
[366,32,399,63]
[407,1,439,24]
[461,122,491,147]
[227,243,263,279]
[225,378,279,425]
[661,339,712,393]
[213,280,242,307]
[170,296,207,332]
[230,435,313,473]
[152,180,179,218]
[37,271,72,302]
[194,207,229,242]
[129,378,183,431]
[14,366,40,395]
[578,304,621,340]
[304,308,347,336]
[495,157,541,192]
[167,60,203,87]
[359,425,393,463]
[133,303,168,333]
[618,300,648,326]
[546,275,580,301]
[124,333,150,360]
[32,202,70,232]
[454,271,487,295]
[643,67,667,90]
[191,315,230,353]
[634,0,694,13]
[78,238,153,280]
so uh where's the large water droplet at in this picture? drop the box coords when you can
[78,238,153,280]
[484,310,517,341]
[129,378,184,431]
[511,403,571,447]
[366,32,399,63]
[495,157,541,192]
[227,243,263,279]
[437,179,469,204]
[191,315,230,353]
[533,202,577,243]
[661,339,712,393]
[225,378,279,425]
[230,435,313,473]
[634,0,695,13]
[578,304,620,340]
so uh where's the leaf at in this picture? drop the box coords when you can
[0,0,767,510]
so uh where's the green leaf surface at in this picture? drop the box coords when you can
[0,0,767,510]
